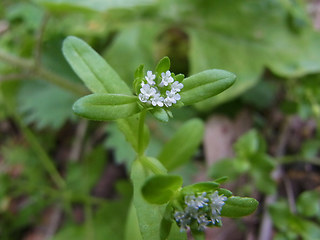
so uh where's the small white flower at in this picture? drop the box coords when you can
[139,93,149,103]
[209,191,227,217]
[185,193,209,210]
[145,70,156,85]
[174,211,191,231]
[140,84,156,97]
[138,70,183,107]
[151,93,164,107]
[159,70,174,87]
[196,214,210,231]
[171,81,184,93]
[164,98,173,107]
[166,90,181,104]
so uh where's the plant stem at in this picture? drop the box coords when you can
[34,12,50,67]
[137,110,146,157]
[0,49,88,96]
[20,121,66,189]
[85,203,95,240]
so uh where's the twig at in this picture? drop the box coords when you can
[283,176,296,213]
[0,20,9,35]
[43,205,63,239]
[34,12,50,67]
[0,73,31,82]
[0,49,88,96]
[69,119,88,162]
[257,117,291,240]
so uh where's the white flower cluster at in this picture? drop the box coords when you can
[174,191,227,231]
[138,70,183,107]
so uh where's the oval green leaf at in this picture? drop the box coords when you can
[181,182,219,195]
[73,93,140,121]
[63,36,132,94]
[155,56,170,76]
[221,196,259,218]
[142,175,183,204]
[158,119,204,171]
[180,69,236,105]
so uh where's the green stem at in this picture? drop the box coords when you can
[19,121,66,189]
[85,204,95,240]
[137,110,146,157]
[0,49,88,96]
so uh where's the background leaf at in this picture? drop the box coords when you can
[158,119,204,171]
[18,81,77,129]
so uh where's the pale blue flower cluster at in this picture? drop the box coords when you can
[138,70,183,107]
[174,191,227,231]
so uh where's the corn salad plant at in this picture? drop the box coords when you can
[62,36,258,240]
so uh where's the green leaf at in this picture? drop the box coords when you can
[221,196,259,218]
[269,200,320,239]
[174,74,184,83]
[66,146,106,194]
[160,204,173,240]
[117,115,150,154]
[155,56,170,76]
[105,123,136,167]
[142,175,183,204]
[158,119,204,171]
[208,158,241,180]
[133,64,145,94]
[181,182,220,195]
[72,93,140,121]
[297,190,320,218]
[182,0,320,110]
[180,69,236,106]
[151,108,169,123]
[217,188,233,198]
[130,160,166,240]
[18,81,77,130]
[105,23,161,85]
[37,0,157,12]
[234,129,266,158]
[62,36,131,94]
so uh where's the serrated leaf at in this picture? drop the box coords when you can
[142,175,183,204]
[72,93,140,121]
[62,36,131,94]
[180,70,236,106]
[221,196,258,218]
[18,81,77,130]
[158,119,204,171]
